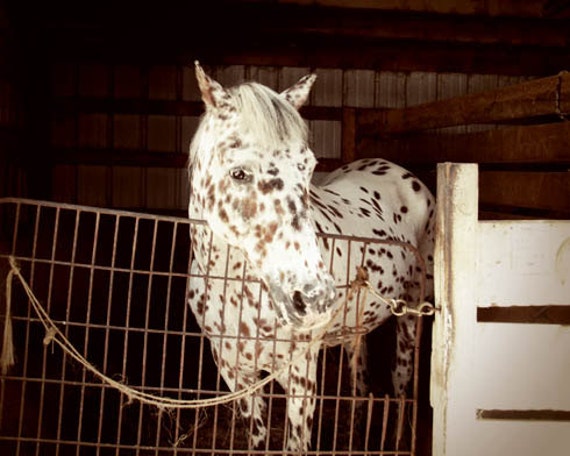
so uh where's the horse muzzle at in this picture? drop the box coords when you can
[269,279,337,330]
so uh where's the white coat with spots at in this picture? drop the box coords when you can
[187,62,435,453]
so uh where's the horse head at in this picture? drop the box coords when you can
[189,62,336,329]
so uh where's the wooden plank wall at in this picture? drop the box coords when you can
[357,73,570,219]
[49,62,531,213]
[0,5,25,199]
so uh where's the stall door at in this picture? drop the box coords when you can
[431,163,570,456]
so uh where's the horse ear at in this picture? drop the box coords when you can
[194,61,229,109]
[280,74,317,110]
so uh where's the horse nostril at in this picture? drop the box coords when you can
[292,290,307,315]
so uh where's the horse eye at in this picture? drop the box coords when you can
[229,167,252,183]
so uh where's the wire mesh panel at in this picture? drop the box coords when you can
[0,199,421,455]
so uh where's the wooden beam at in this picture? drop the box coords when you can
[204,42,570,77]
[356,121,570,167]
[51,148,189,168]
[54,98,204,117]
[39,3,570,76]
[271,0,547,17]
[52,97,342,121]
[358,72,570,136]
[259,8,570,48]
[49,147,346,173]
[44,32,570,76]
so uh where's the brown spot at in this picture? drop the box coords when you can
[265,225,276,243]
[219,207,229,223]
[206,184,215,210]
[239,322,251,337]
[258,178,284,194]
[292,215,301,231]
[196,293,207,315]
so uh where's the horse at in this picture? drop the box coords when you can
[186,62,435,453]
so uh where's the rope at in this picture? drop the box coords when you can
[0,256,435,410]
[1,266,16,375]
[0,256,341,409]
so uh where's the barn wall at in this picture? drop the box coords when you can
[0,6,25,198]
[47,61,531,213]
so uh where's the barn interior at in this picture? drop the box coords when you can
[1,1,569,455]
[2,0,569,218]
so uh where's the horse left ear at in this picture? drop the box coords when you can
[194,61,229,110]
[280,74,317,110]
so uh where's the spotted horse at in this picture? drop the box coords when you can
[187,62,435,453]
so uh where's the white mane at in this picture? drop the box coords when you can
[189,81,308,166]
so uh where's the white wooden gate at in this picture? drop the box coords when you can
[431,163,570,456]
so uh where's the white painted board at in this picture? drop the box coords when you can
[477,221,570,306]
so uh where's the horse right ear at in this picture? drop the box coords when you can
[194,61,230,110]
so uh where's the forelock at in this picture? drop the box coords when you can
[230,82,308,148]
[189,81,309,171]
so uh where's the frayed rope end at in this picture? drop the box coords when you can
[1,262,18,375]
[1,315,15,375]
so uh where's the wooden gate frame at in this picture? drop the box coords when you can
[431,163,570,456]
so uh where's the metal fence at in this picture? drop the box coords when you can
[0,198,422,455]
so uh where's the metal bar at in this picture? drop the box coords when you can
[114,215,140,454]
[52,207,67,456]
[73,210,91,456]
[154,220,179,454]
[363,393,374,449]
[134,218,159,451]
[380,394,390,451]
[410,317,423,456]
[96,213,120,449]
[13,202,32,455]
